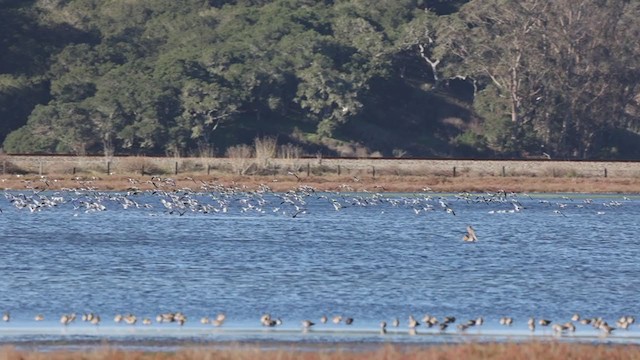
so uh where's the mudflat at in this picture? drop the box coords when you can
[1,342,639,360]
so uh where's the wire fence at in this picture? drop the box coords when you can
[2,155,640,179]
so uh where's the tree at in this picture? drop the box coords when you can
[430,0,640,158]
[534,0,640,157]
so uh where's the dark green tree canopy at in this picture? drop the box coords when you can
[1,0,639,159]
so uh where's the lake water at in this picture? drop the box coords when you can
[0,185,639,350]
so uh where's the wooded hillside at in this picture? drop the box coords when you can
[1,0,639,159]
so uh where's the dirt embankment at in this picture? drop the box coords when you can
[0,342,638,360]
[1,156,639,193]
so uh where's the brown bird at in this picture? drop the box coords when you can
[528,317,536,332]
[463,225,478,242]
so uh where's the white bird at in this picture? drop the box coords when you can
[302,320,315,329]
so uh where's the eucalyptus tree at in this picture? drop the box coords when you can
[533,0,640,157]
[419,0,640,158]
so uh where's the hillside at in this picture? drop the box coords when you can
[1,0,639,159]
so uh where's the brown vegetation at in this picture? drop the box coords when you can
[1,155,640,193]
[1,342,640,360]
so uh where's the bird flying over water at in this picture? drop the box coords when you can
[463,225,478,242]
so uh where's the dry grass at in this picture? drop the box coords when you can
[225,145,254,175]
[119,157,166,176]
[1,342,640,360]
[254,136,277,166]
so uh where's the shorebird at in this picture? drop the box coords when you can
[34,314,44,321]
[580,318,592,325]
[142,318,152,325]
[617,318,630,330]
[463,225,478,242]
[345,317,354,325]
[158,312,176,323]
[174,312,186,326]
[200,316,210,324]
[60,314,72,326]
[216,313,226,322]
[261,313,272,326]
[320,315,328,324]
[332,315,342,324]
[600,322,615,335]
[380,321,387,334]
[90,315,101,325]
[552,323,564,335]
[571,313,580,322]
[499,317,513,326]
[539,319,551,326]
[302,320,315,329]
[563,322,576,332]
[124,314,137,325]
[114,314,123,323]
[443,316,456,324]
[528,317,536,332]
[392,317,400,327]
[408,315,420,329]
[212,312,226,327]
[422,314,438,327]
[2,312,9,322]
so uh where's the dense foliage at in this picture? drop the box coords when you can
[1,0,639,159]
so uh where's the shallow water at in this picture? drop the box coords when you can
[0,187,639,349]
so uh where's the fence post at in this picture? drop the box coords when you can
[107,161,111,175]
[453,166,457,177]
[72,167,76,175]
[372,166,376,179]
[39,160,43,176]
[207,164,211,175]
[175,161,179,175]
[337,165,341,175]
[502,166,506,177]
[604,168,608,178]
[307,163,310,177]
[141,165,145,176]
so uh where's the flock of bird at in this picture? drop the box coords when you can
[0,175,635,340]
[1,310,636,337]
[0,176,628,241]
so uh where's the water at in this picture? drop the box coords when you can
[0,187,639,349]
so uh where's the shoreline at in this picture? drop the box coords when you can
[1,174,640,193]
[2,341,640,359]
